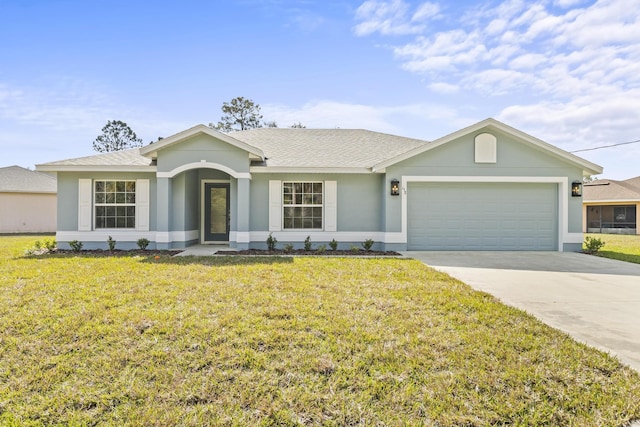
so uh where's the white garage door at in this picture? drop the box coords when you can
[407,182,558,250]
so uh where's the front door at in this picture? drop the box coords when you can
[204,183,230,242]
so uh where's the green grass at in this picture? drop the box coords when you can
[2,235,640,426]
[585,233,640,264]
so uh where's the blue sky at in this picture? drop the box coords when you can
[1,0,638,179]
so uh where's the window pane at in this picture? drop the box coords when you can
[95,181,105,192]
[284,218,293,229]
[294,194,302,204]
[303,183,313,193]
[313,183,322,193]
[116,217,125,228]
[116,206,126,216]
[313,194,322,204]
[126,193,136,203]
[105,193,115,204]
[283,194,292,205]
[303,218,312,228]
[105,181,115,192]
[294,183,302,193]
[283,183,293,194]
[106,206,116,216]
[95,193,105,203]
[116,193,125,203]
[126,181,136,192]
[106,217,116,228]
[313,207,322,217]
[294,218,303,228]
[126,217,135,228]
[313,217,322,228]
[127,206,135,216]
[303,194,313,204]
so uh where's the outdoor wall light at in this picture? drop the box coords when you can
[391,179,400,196]
[571,181,582,197]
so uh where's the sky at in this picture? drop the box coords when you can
[1,0,638,179]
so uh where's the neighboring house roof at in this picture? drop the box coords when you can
[37,148,154,172]
[583,176,640,202]
[229,128,428,169]
[0,165,57,193]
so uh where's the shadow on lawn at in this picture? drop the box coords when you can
[143,254,295,266]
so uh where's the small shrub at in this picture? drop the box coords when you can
[266,233,278,251]
[44,239,56,251]
[317,244,327,254]
[350,245,360,253]
[329,239,338,251]
[137,238,150,250]
[33,240,42,250]
[361,239,374,252]
[304,236,312,251]
[69,240,83,252]
[107,236,116,251]
[283,243,294,252]
[584,236,605,254]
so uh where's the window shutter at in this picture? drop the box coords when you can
[136,179,150,231]
[78,179,92,231]
[269,180,282,231]
[324,181,337,232]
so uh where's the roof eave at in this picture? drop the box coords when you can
[249,166,375,174]
[140,124,265,161]
[35,165,157,173]
[372,118,604,176]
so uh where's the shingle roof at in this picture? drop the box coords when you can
[38,148,152,168]
[583,176,640,201]
[229,128,428,168]
[0,165,57,193]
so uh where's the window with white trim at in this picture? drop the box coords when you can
[94,180,136,228]
[283,182,323,229]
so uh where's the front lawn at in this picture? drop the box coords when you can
[585,233,640,264]
[2,235,640,426]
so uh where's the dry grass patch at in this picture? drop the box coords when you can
[2,235,640,426]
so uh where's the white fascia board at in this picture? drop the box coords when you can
[140,124,265,160]
[35,165,157,173]
[250,167,374,174]
[583,199,640,204]
[372,118,603,175]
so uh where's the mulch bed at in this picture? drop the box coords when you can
[218,249,401,256]
[43,249,183,257]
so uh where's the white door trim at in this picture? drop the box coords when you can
[200,179,231,244]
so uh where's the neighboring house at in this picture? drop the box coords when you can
[35,118,602,251]
[583,177,639,235]
[0,165,57,233]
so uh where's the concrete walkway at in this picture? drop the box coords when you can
[174,244,235,256]
[403,251,640,373]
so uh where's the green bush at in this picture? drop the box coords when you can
[316,244,327,254]
[361,239,374,252]
[137,238,150,250]
[304,236,312,251]
[44,239,57,251]
[329,239,338,251]
[283,243,294,252]
[584,236,605,254]
[350,245,360,253]
[69,240,83,252]
[266,233,278,251]
[107,236,116,251]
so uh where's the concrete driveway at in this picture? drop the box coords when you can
[403,251,640,373]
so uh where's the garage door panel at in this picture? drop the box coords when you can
[407,182,558,250]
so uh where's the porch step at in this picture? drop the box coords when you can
[174,244,236,256]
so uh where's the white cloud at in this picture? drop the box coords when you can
[353,0,440,36]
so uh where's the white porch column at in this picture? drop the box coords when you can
[236,177,251,249]
[156,177,172,249]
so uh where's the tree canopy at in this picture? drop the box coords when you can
[93,120,143,152]
[210,96,305,132]
[210,97,263,132]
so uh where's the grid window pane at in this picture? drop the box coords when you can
[282,182,323,229]
[94,180,136,229]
